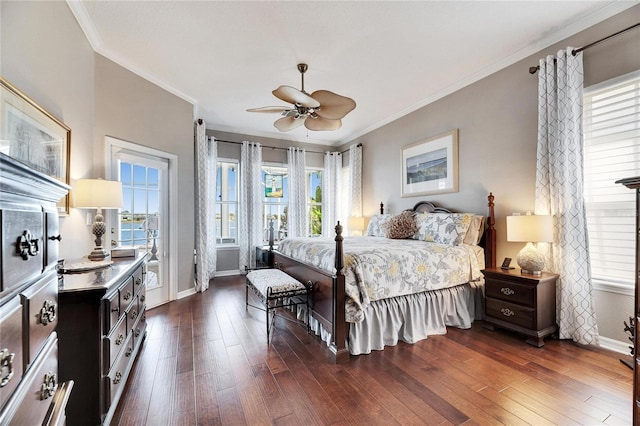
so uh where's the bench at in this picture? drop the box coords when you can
[245,268,311,343]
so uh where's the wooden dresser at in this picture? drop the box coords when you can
[482,268,558,347]
[58,254,147,425]
[0,153,73,425]
[616,176,640,424]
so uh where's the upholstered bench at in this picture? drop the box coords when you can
[245,268,311,343]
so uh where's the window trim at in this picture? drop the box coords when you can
[216,157,239,246]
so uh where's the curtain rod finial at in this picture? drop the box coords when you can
[529,66,539,75]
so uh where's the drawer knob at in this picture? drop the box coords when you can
[125,347,133,357]
[17,230,39,260]
[40,372,57,400]
[0,349,15,388]
[135,328,141,337]
[501,308,515,317]
[501,287,515,296]
[123,290,132,301]
[135,277,142,286]
[140,294,146,303]
[115,333,124,345]
[113,371,123,385]
[130,310,138,320]
[39,300,57,325]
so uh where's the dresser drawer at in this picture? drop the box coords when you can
[44,208,61,271]
[132,265,144,295]
[103,316,128,374]
[104,333,133,410]
[104,291,120,333]
[485,278,535,306]
[138,284,146,312]
[126,299,141,332]
[21,271,58,367]
[1,208,43,294]
[132,306,147,348]
[0,296,23,411]
[5,335,58,426]
[120,278,135,312]
[486,297,535,329]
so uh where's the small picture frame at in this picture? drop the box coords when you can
[500,257,513,270]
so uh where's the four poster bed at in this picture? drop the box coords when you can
[270,193,496,362]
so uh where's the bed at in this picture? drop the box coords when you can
[271,193,496,361]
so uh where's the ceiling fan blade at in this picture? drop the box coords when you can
[274,116,305,132]
[273,85,320,108]
[304,116,342,131]
[247,106,290,113]
[310,90,356,120]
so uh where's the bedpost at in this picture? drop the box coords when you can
[486,193,496,269]
[380,202,384,215]
[331,221,349,362]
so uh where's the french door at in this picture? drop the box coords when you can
[107,138,173,308]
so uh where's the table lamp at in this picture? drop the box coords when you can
[506,213,553,275]
[348,216,365,236]
[74,178,123,261]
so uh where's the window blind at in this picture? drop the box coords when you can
[584,71,640,286]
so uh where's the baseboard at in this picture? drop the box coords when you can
[215,270,242,277]
[598,335,632,355]
[177,287,197,300]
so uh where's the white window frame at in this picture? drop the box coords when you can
[216,158,239,246]
[262,163,288,243]
[307,167,323,237]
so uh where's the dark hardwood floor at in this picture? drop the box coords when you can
[113,275,632,425]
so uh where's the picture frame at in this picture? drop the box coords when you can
[0,77,71,214]
[401,129,458,198]
[264,173,283,198]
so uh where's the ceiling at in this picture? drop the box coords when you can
[68,1,637,146]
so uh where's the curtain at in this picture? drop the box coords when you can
[348,144,363,235]
[322,152,342,238]
[287,147,307,237]
[194,122,216,292]
[535,47,599,345]
[239,141,263,270]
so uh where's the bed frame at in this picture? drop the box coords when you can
[271,193,496,362]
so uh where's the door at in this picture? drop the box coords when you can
[110,148,171,308]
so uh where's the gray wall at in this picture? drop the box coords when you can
[1,1,196,293]
[341,5,640,344]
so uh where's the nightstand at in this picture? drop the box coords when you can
[482,268,558,347]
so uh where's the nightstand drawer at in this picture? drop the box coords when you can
[486,297,535,329]
[485,278,535,306]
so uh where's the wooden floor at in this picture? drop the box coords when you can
[113,275,632,425]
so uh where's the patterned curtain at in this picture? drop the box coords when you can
[322,152,342,238]
[348,144,363,234]
[239,141,263,270]
[287,147,307,237]
[535,47,599,345]
[194,121,216,292]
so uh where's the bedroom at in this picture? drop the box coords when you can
[1,1,639,424]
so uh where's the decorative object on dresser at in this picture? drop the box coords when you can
[506,213,553,276]
[73,178,123,261]
[615,176,640,424]
[57,254,147,425]
[0,78,71,215]
[0,153,74,425]
[482,268,558,347]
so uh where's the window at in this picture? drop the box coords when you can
[584,71,640,288]
[307,169,322,236]
[216,160,239,244]
[262,165,288,242]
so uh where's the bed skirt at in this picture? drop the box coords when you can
[295,280,485,355]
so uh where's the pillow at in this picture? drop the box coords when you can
[382,211,418,239]
[463,215,486,245]
[413,212,473,245]
[366,214,392,237]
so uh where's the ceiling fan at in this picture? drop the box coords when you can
[247,63,356,132]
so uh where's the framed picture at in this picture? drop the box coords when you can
[401,129,458,197]
[0,78,71,214]
[265,174,283,198]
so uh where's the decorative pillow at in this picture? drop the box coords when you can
[463,215,486,245]
[382,211,418,239]
[413,212,473,245]
[366,214,392,237]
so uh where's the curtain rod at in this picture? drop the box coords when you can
[211,136,361,155]
[528,22,640,74]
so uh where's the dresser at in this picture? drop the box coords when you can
[616,176,640,424]
[482,268,558,347]
[58,254,147,425]
[0,153,73,425]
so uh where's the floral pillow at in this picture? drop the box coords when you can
[413,212,473,245]
[382,211,418,239]
[366,214,392,237]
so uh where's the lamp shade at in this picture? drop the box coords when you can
[74,179,123,209]
[348,216,365,232]
[506,214,553,243]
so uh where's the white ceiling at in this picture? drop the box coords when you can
[68,1,637,146]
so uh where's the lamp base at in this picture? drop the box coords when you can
[88,247,110,261]
[516,242,545,276]
[520,269,542,276]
